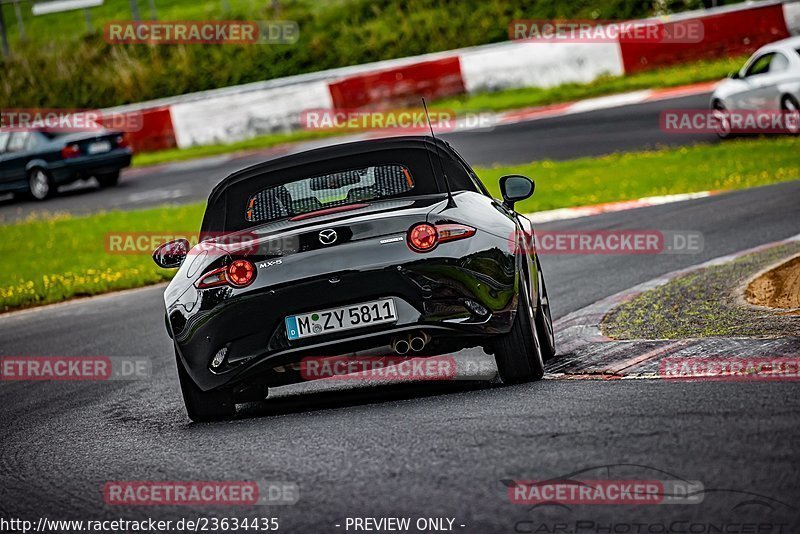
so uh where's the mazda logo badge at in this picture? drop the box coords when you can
[319,229,338,245]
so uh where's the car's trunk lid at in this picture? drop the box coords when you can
[201,195,448,258]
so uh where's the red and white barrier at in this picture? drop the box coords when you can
[169,80,333,148]
[619,2,793,73]
[786,1,800,31]
[328,57,465,109]
[122,107,176,153]
[103,0,800,150]
[459,41,624,93]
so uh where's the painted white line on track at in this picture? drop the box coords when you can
[567,90,653,114]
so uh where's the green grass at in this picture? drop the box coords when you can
[434,55,747,114]
[132,129,340,167]
[1,136,797,313]
[0,204,205,312]
[476,136,800,213]
[602,243,800,339]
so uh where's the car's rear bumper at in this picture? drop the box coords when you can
[168,232,523,394]
[216,309,511,402]
[49,149,132,184]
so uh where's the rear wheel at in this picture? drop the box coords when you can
[782,95,799,136]
[96,171,120,188]
[175,350,235,422]
[535,257,556,361]
[27,168,54,201]
[494,268,545,384]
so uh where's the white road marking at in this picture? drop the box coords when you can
[128,189,187,203]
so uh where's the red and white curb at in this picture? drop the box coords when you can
[525,191,718,224]
[494,81,719,127]
[360,81,721,137]
[546,232,800,380]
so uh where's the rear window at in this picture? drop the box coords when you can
[6,132,30,152]
[245,163,414,223]
[40,131,67,140]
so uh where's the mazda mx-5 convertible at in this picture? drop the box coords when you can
[153,136,555,421]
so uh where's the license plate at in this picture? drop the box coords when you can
[87,141,111,154]
[285,298,397,340]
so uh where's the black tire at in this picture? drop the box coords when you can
[534,256,556,361]
[781,95,799,136]
[712,100,733,140]
[27,168,55,201]
[96,171,120,188]
[175,350,235,422]
[494,267,545,384]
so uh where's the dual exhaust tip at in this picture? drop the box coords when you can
[392,332,429,355]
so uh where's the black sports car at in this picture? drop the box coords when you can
[153,136,555,421]
[0,130,132,200]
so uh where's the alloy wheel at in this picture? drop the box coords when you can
[29,170,50,200]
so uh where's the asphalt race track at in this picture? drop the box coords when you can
[0,93,717,223]
[1,178,799,530]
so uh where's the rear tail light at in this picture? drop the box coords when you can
[437,224,477,243]
[197,267,228,288]
[61,144,81,159]
[227,259,255,286]
[116,135,130,149]
[408,223,438,252]
[196,259,257,289]
[407,223,476,253]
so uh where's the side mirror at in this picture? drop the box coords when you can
[152,239,190,269]
[728,71,741,80]
[499,174,535,210]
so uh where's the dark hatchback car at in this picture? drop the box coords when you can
[0,130,132,200]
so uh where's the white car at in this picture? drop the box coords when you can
[711,36,800,136]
